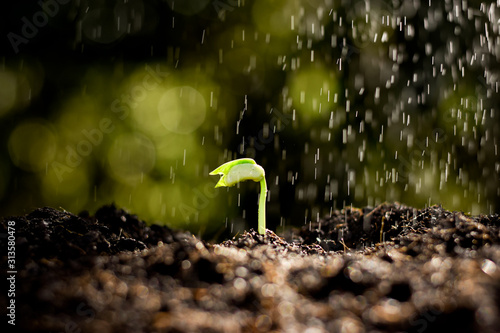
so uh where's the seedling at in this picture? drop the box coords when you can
[209,158,267,234]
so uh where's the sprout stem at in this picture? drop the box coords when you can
[258,177,267,235]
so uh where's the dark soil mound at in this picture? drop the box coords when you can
[1,204,500,332]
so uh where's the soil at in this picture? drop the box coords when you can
[1,203,500,332]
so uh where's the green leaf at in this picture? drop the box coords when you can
[209,158,264,188]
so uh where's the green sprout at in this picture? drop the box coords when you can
[209,158,267,234]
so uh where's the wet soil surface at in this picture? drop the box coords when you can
[1,203,500,332]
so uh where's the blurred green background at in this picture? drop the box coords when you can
[1,0,499,239]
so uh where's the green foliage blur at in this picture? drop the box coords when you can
[1,0,499,238]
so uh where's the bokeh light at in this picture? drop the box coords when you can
[42,161,91,213]
[8,119,57,172]
[287,65,339,123]
[107,132,156,183]
[252,0,301,38]
[158,86,206,134]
